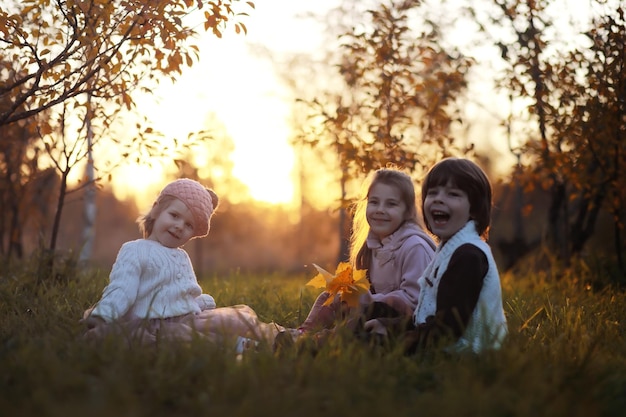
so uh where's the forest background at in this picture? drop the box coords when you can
[0,0,624,285]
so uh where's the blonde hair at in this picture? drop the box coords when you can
[136,195,177,239]
[349,168,421,269]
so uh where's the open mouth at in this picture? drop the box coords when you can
[431,210,450,225]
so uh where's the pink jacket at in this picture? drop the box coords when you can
[367,222,436,315]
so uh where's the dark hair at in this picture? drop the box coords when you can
[421,158,492,238]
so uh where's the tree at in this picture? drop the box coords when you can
[0,95,41,258]
[0,0,253,127]
[468,0,625,271]
[0,0,254,273]
[296,0,473,262]
[301,0,472,176]
[0,59,61,260]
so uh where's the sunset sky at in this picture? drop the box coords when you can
[107,0,590,211]
[111,1,341,209]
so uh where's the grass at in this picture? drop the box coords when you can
[1,257,625,417]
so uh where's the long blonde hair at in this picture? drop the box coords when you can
[349,168,420,270]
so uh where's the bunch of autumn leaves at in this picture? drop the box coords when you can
[306,263,370,307]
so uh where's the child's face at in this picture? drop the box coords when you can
[366,182,408,240]
[148,199,195,248]
[424,181,471,242]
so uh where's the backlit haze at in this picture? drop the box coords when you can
[105,0,587,211]
[109,1,341,210]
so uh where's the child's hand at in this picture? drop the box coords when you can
[80,315,105,329]
[82,306,95,320]
[358,291,373,306]
[364,319,388,336]
[374,294,412,316]
[197,294,216,310]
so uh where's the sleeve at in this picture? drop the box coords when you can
[196,294,216,310]
[435,244,487,337]
[404,244,487,353]
[371,238,432,314]
[89,243,142,322]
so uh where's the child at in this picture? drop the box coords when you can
[295,168,436,341]
[82,178,282,348]
[405,158,508,354]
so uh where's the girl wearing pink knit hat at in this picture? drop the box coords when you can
[82,178,283,349]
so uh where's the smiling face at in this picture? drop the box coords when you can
[148,198,196,248]
[365,182,409,240]
[423,181,471,242]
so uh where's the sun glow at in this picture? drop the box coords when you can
[109,164,167,211]
[120,35,298,207]
[216,78,296,206]
[103,2,346,208]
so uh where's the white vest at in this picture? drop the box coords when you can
[414,221,507,353]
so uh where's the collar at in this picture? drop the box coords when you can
[366,221,422,250]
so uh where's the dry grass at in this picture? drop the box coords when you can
[1,256,625,417]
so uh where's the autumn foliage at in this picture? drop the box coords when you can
[0,0,254,126]
[0,0,254,260]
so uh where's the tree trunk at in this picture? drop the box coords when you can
[80,102,96,262]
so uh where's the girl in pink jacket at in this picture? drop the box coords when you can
[298,168,436,339]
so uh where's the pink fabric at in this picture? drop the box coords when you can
[83,305,284,347]
[301,222,435,331]
[366,222,435,312]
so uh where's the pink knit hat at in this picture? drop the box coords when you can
[157,179,215,238]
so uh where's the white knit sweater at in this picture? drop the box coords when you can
[90,239,216,322]
[414,221,507,352]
